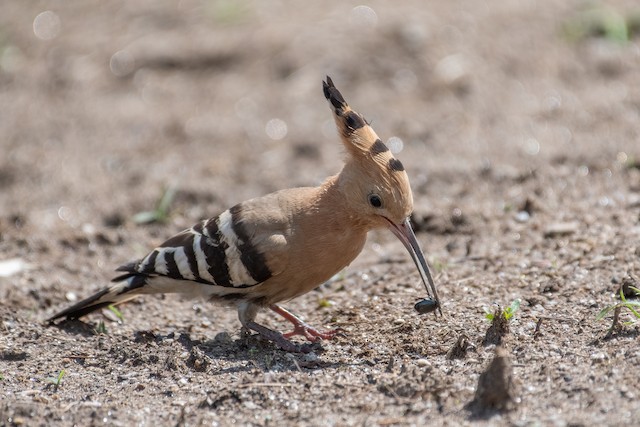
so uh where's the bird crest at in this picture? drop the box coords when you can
[323,76,413,224]
[322,76,405,173]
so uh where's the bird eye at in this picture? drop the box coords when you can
[368,194,382,208]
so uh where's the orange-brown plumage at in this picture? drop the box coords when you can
[48,77,440,353]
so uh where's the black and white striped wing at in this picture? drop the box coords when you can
[116,206,283,290]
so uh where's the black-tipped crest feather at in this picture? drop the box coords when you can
[323,76,347,111]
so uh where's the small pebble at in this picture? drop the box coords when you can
[244,401,258,410]
[416,358,430,367]
[302,352,319,363]
[214,332,232,343]
[544,222,579,238]
[514,211,530,223]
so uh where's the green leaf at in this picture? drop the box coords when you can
[132,210,161,224]
[563,5,630,43]
[596,286,640,322]
[96,320,108,335]
[504,299,521,320]
[108,305,124,322]
[157,186,176,216]
[484,309,495,322]
[318,299,333,308]
[46,369,65,386]
[133,185,177,224]
[622,301,640,319]
[596,305,614,321]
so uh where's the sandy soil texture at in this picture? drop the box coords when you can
[1,1,640,425]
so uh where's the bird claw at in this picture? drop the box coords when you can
[270,305,344,343]
[283,325,344,342]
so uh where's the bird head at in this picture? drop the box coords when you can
[322,77,413,229]
[323,76,441,314]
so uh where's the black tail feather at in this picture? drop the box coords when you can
[47,287,115,322]
[47,274,148,322]
[115,260,138,273]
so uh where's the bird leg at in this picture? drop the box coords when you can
[238,301,314,353]
[270,305,343,342]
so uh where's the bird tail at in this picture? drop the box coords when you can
[47,273,147,322]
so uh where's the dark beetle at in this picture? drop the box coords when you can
[414,298,439,314]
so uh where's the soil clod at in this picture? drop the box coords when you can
[483,307,510,346]
[186,346,210,372]
[446,334,470,360]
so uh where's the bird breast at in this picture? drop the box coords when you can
[240,184,369,304]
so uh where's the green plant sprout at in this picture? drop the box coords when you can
[108,304,124,322]
[209,0,251,25]
[46,369,65,391]
[133,185,176,224]
[485,299,521,323]
[317,298,333,308]
[596,285,640,333]
[563,4,640,43]
[622,154,640,170]
[95,320,108,335]
[432,258,447,274]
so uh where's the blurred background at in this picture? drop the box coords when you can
[1,0,638,235]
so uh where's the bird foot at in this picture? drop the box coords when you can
[245,321,314,353]
[270,304,344,342]
[282,324,344,342]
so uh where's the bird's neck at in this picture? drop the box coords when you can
[313,169,373,232]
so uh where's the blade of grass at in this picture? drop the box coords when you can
[108,304,124,322]
[133,185,177,224]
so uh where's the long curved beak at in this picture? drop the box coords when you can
[387,217,442,315]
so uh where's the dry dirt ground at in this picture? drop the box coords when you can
[1,1,640,426]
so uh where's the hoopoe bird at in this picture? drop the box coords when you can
[48,77,441,353]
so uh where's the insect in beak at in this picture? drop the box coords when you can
[387,217,442,315]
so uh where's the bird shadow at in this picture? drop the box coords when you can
[47,318,99,337]
[464,402,509,421]
[49,319,345,373]
[176,330,344,373]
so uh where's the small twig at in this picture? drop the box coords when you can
[236,382,296,388]
[290,357,303,373]
[62,402,79,412]
[533,317,543,339]
[235,382,365,390]
[605,306,622,338]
